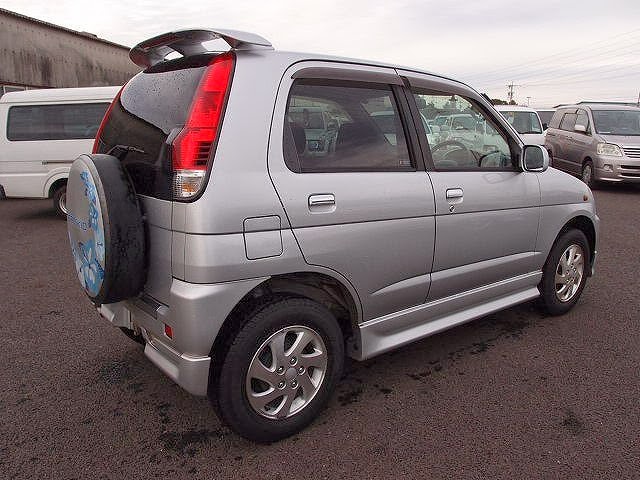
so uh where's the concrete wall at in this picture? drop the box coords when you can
[0,9,140,88]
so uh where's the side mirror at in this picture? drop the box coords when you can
[431,125,440,133]
[522,145,549,172]
[574,124,587,134]
[542,122,548,130]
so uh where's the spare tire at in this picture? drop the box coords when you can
[66,154,146,305]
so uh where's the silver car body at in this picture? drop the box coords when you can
[100,43,598,396]
[545,104,640,183]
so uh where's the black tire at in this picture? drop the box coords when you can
[211,297,344,443]
[52,184,67,218]
[66,154,146,305]
[539,229,590,316]
[581,160,597,189]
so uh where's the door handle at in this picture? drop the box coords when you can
[446,188,464,200]
[308,194,335,207]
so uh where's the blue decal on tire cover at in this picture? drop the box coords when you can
[67,161,106,297]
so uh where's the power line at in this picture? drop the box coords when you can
[460,27,640,80]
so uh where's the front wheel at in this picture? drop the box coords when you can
[581,160,597,189]
[539,229,590,316]
[211,298,344,443]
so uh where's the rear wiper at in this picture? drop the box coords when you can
[106,144,146,161]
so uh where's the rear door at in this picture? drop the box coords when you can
[401,72,541,301]
[268,63,436,321]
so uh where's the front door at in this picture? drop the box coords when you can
[405,79,541,301]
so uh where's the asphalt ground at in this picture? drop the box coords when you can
[1,186,639,479]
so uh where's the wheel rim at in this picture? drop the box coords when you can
[555,244,585,302]
[582,164,592,185]
[59,190,68,215]
[245,325,328,419]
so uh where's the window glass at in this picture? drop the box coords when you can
[284,80,412,172]
[413,91,514,170]
[549,110,564,129]
[592,110,640,136]
[575,110,589,131]
[559,113,577,131]
[7,103,110,141]
[499,111,542,134]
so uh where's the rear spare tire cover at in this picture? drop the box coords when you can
[67,154,146,305]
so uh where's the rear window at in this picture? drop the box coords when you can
[7,103,109,141]
[95,55,211,199]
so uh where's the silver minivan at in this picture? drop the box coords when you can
[66,29,598,442]
[545,103,640,187]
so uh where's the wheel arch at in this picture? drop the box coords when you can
[557,215,596,274]
[45,175,68,198]
[208,271,362,388]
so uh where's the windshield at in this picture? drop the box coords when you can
[434,116,448,126]
[451,115,476,130]
[592,110,640,136]
[500,111,542,134]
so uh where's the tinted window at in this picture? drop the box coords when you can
[284,80,412,172]
[96,55,209,199]
[7,103,109,141]
[413,91,514,170]
[560,113,577,131]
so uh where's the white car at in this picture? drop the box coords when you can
[495,105,546,146]
[0,86,119,216]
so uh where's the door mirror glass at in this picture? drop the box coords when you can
[522,145,549,172]
[574,124,587,134]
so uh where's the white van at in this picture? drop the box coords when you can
[495,105,546,146]
[0,86,119,216]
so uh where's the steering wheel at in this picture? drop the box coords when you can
[431,140,469,155]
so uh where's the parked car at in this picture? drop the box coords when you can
[495,105,546,145]
[66,29,598,443]
[536,108,556,130]
[0,86,119,216]
[544,103,640,187]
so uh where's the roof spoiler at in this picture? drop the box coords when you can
[130,29,273,68]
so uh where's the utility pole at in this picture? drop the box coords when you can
[507,82,521,103]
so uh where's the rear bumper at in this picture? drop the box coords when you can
[97,276,267,396]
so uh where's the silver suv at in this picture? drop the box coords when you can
[545,103,640,187]
[66,29,599,442]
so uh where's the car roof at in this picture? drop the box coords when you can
[494,105,537,112]
[574,103,640,111]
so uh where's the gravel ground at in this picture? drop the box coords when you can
[1,186,638,479]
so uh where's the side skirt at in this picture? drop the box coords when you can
[351,271,541,360]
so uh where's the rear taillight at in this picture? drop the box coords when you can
[92,85,125,154]
[172,52,235,199]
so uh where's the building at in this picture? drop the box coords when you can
[0,8,139,96]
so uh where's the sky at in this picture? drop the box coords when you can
[2,0,639,107]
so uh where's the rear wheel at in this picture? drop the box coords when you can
[539,229,589,316]
[211,297,344,443]
[52,184,67,218]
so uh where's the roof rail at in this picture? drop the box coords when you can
[130,29,273,68]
